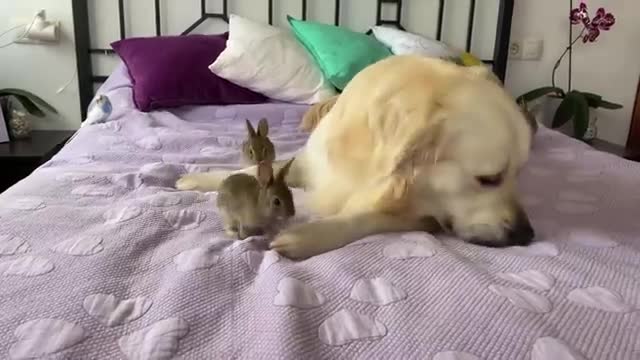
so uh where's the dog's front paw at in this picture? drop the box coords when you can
[175,175,197,190]
[270,223,327,260]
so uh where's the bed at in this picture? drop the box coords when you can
[0,1,638,359]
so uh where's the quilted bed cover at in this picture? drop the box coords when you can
[0,65,638,360]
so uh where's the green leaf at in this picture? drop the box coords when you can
[8,95,46,117]
[516,86,565,103]
[580,92,603,108]
[0,88,58,115]
[598,99,623,109]
[571,92,590,139]
[552,94,576,128]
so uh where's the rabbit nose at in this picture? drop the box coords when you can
[239,226,264,239]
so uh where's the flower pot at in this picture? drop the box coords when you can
[541,97,598,141]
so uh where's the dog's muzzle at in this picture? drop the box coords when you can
[505,210,535,246]
[466,208,535,247]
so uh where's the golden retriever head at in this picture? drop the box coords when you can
[400,60,534,247]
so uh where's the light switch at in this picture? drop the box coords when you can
[521,38,543,60]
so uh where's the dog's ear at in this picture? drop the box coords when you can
[370,116,446,214]
[392,119,446,178]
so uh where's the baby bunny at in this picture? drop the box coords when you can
[242,118,275,165]
[216,159,295,239]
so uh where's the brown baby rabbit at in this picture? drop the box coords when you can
[242,118,275,165]
[216,159,295,239]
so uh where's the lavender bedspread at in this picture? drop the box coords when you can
[0,67,638,360]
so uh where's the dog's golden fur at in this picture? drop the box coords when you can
[176,55,534,259]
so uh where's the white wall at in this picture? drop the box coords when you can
[2,0,637,145]
[506,0,640,145]
[0,0,80,130]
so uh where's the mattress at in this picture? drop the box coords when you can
[0,67,638,360]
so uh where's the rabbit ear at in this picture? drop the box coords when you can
[256,161,274,187]
[275,157,295,183]
[257,118,269,137]
[246,119,257,137]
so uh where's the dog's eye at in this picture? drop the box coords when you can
[476,173,503,187]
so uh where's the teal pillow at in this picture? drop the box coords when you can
[287,16,392,90]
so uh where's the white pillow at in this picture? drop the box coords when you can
[209,14,337,104]
[370,26,458,59]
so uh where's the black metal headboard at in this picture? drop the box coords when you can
[72,0,514,120]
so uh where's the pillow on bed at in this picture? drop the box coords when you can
[111,33,266,112]
[370,26,483,66]
[287,16,392,90]
[209,15,337,104]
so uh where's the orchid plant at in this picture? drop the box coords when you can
[516,1,622,140]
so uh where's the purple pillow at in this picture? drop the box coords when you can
[111,33,267,112]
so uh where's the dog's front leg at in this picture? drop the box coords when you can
[176,155,306,191]
[270,212,439,259]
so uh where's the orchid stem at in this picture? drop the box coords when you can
[551,27,586,91]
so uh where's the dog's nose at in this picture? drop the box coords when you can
[506,214,535,246]
[238,226,264,239]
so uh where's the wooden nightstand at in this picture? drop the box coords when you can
[0,130,75,193]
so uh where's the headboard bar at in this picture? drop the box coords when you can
[72,0,514,120]
[436,0,445,40]
[155,0,161,36]
[374,0,405,31]
[492,0,514,86]
[118,0,125,39]
[466,0,476,52]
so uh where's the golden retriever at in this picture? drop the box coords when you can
[176,55,534,259]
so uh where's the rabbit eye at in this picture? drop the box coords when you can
[272,197,281,207]
[248,149,254,159]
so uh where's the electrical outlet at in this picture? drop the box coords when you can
[10,9,59,44]
[509,40,522,59]
[509,38,543,60]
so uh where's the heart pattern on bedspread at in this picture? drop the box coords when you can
[118,318,189,360]
[383,233,438,259]
[51,236,104,256]
[173,247,220,272]
[163,209,206,230]
[0,97,638,359]
[567,287,634,313]
[495,270,555,291]
[104,205,143,224]
[318,309,387,346]
[273,277,326,308]
[488,285,552,313]
[0,235,30,255]
[83,294,153,327]
[531,337,587,360]
[242,250,280,274]
[9,319,86,359]
[0,256,54,277]
[350,277,407,305]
